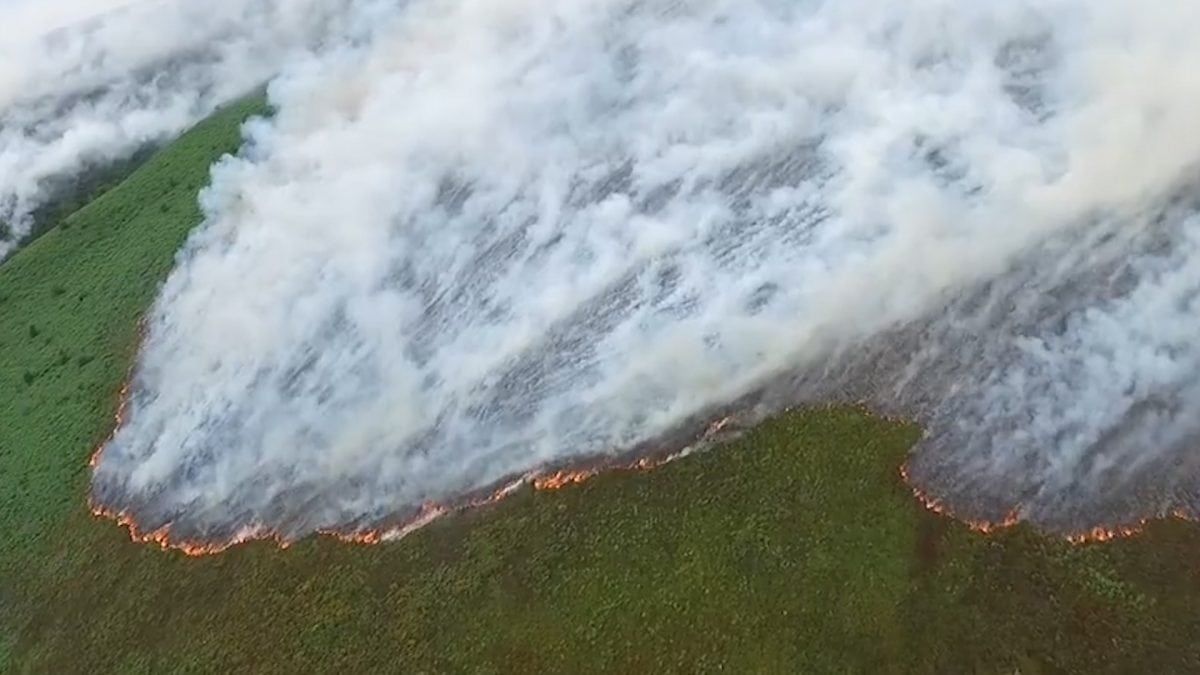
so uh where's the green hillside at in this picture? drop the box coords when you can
[3,95,1200,673]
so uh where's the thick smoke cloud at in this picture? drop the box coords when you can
[0,0,372,256]
[90,0,1200,541]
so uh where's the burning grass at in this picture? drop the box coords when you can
[8,93,1200,672]
[86,363,728,555]
[85,336,1188,558]
[89,370,1196,558]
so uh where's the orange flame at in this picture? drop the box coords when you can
[532,469,595,491]
[900,462,1198,544]
[88,368,1196,557]
[530,417,730,492]
[898,462,1021,536]
[88,340,734,560]
[1065,523,1147,545]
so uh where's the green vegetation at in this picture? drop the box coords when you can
[0,143,160,257]
[5,94,1200,673]
[0,95,269,558]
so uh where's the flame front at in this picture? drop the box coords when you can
[91,389,1195,557]
[899,462,1022,535]
[899,463,1197,543]
[88,363,724,557]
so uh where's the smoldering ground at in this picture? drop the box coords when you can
[80,0,1200,544]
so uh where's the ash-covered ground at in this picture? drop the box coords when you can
[71,0,1200,544]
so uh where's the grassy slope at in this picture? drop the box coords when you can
[0,144,159,258]
[0,95,271,644]
[4,96,1200,673]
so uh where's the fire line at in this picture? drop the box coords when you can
[89,374,1188,555]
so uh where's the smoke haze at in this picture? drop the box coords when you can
[74,0,1200,541]
[0,0,374,255]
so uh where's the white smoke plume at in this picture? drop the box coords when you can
[0,0,375,256]
[88,0,1200,542]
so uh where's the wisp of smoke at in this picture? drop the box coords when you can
[82,0,1200,543]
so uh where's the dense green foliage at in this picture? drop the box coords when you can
[0,95,270,621]
[0,143,160,256]
[4,94,1200,673]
